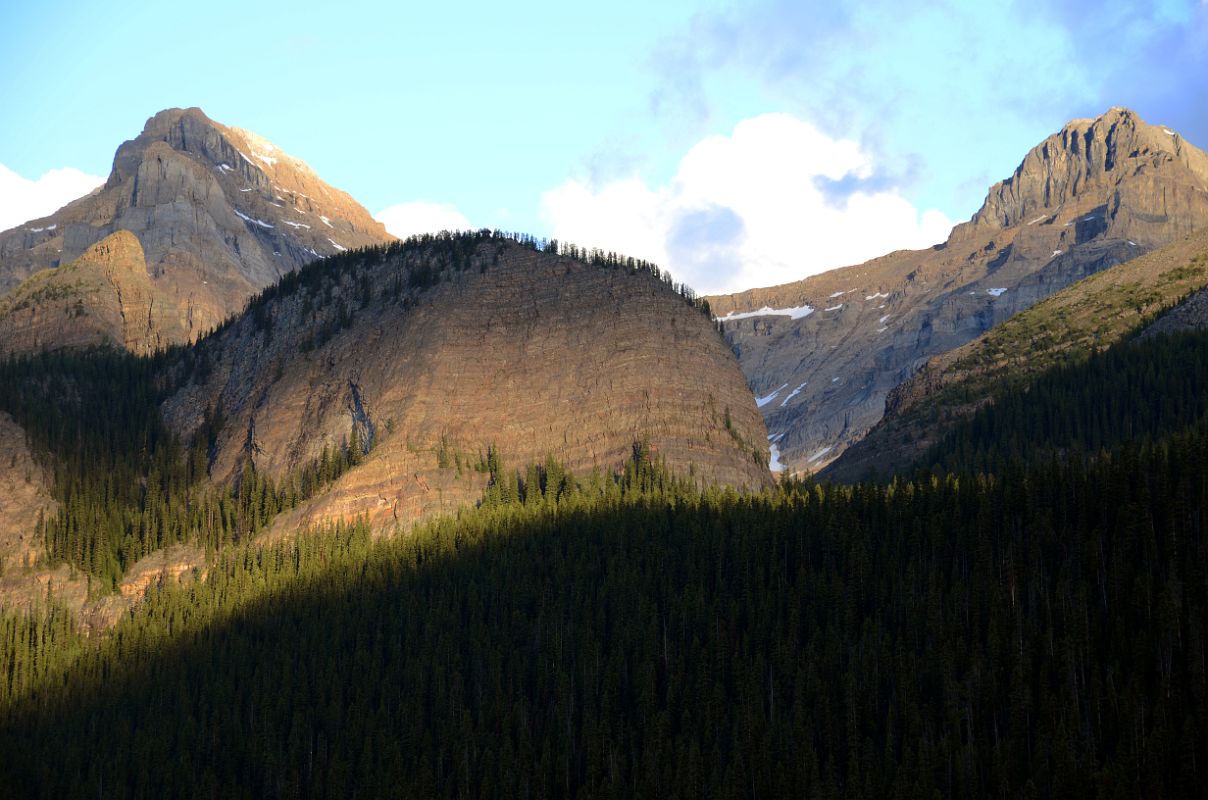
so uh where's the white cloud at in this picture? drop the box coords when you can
[374,201,471,240]
[540,113,954,295]
[0,164,104,233]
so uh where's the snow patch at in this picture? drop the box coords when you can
[756,383,790,408]
[878,314,891,323]
[282,220,311,230]
[239,187,253,192]
[234,210,273,229]
[28,224,56,232]
[1163,128,1176,136]
[807,446,833,463]
[876,326,888,333]
[1026,215,1048,226]
[1051,249,1063,257]
[780,382,807,407]
[864,292,889,300]
[319,215,333,228]
[768,443,785,473]
[824,304,843,312]
[987,287,1007,297]
[253,152,278,167]
[831,377,839,382]
[1128,240,1137,247]
[327,238,347,252]
[721,304,815,322]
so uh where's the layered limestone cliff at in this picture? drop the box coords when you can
[708,108,1208,474]
[0,231,180,357]
[163,237,771,532]
[0,107,392,349]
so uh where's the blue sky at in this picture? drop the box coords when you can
[1,0,1205,292]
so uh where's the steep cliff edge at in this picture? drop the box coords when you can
[0,231,181,357]
[707,108,1208,474]
[0,107,392,349]
[163,235,771,532]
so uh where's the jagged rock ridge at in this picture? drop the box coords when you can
[706,108,1208,474]
[0,107,391,352]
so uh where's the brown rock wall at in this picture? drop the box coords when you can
[164,240,770,532]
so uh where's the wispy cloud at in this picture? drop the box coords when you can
[0,164,104,233]
[541,114,952,295]
[647,0,1208,217]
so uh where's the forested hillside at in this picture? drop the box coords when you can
[921,326,1208,474]
[2,432,1206,797]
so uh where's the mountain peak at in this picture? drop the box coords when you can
[0,108,393,350]
[967,107,1208,231]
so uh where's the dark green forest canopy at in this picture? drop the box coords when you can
[920,326,1208,476]
[2,428,1206,798]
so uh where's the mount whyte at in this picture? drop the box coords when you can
[0,107,391,355]
[707,107,1208,474]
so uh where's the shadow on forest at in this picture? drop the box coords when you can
[2,456,1207,800]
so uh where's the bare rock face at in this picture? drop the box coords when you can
[163,238,771,531]
[970,108,1208,233]
[707,108,1208,474]
[0,412,55,574]
[0,107,392,349]
[0,231,182,357]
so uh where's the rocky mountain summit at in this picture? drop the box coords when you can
[707,107,1208,474]
[0,107,391,352]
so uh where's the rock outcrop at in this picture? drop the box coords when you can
[0,231,181,356]
[0,107,392,350]
[163,237,771,532]
[0,412,55,574]
[707,108,1208,474]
